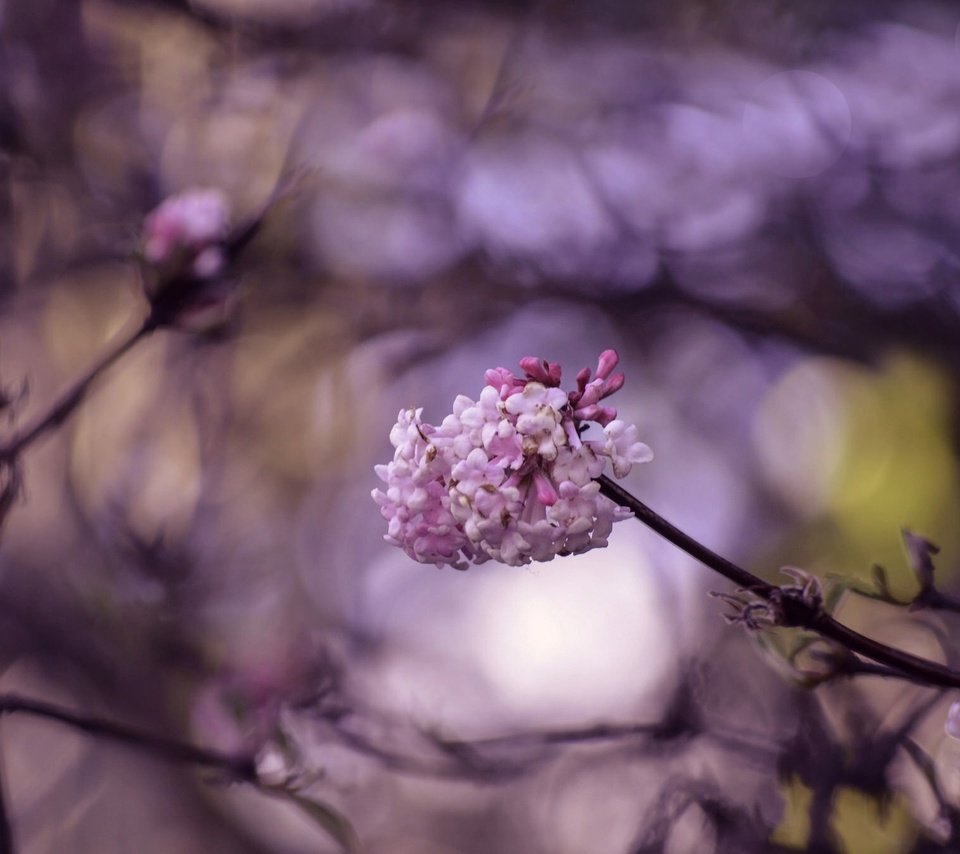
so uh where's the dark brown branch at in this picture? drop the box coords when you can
[0,694,257,781]
[597,475,960,690]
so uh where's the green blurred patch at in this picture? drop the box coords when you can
[758,353,960,597]
[826,355,958,593]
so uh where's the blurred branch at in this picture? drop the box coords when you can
[829,531,960,616]
[315,677,780,781]
[0,692,368,852]
[0,693,259,854]
[326,723,469,780]
[428,675,701,769]
[597,475,960,690]
[317,701,687,781]
[761,631,951,689]
[0,316,157,464]
[0,693,258,854]
[0,694,257,781]
[326,718,672,780]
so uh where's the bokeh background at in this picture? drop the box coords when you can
[3,0,960,851]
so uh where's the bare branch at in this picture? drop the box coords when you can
[0,318,156,464]
[0,694,257,782]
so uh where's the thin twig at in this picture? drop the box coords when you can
[0,694,257,781]
[327,724,469,779]
[0,315,158,463]
[597,475,960,690]
[430,719,668,770]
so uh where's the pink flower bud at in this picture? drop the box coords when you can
[519,357,562,387]
[595,349,620,380]
[601,372,625,398]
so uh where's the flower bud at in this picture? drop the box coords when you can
[140,188,237,330]
[143,188,230,281]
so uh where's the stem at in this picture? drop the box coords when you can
[0,314,158,463]
[598,475,960,690]
[0,695,257,781]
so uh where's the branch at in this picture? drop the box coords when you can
[597,475,960,690]
[0,694,257,782]
[0,315,158,463]
[0,694,368,853]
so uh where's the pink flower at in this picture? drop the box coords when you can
[372,350,653,568]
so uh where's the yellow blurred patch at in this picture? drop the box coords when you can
[831,789,916,854]
[771,779,917,853]
[71,338,202,544]
[230,310,354,482]
[826,356,957,584]
[770,775,813,849]
[43,268,139,370]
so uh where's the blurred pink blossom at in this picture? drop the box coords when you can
[143,188,230,279]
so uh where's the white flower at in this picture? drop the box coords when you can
[601,420,654,478]
[504,382,569,461]
[372,408,472,568]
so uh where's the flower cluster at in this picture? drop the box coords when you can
[372,350,652,568]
